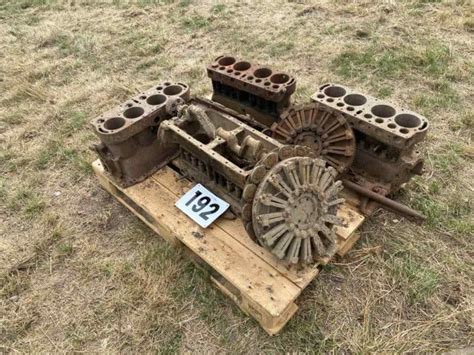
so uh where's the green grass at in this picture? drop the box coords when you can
[430,143,463,175]
[181,14,210,31]
[57,243,74,255]
[389,253,439,303]
[8,187,46,218]
[36,140,92,176]
[1,1,472,352]
[332,42,453,81]
[39,31,97,62]
[211,4,226,14]
[413,81,459,113]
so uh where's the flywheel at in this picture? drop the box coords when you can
[270,103,356,173]
[241,145,345,265]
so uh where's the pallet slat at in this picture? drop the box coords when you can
[92,160,365,334]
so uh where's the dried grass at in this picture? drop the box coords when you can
[0,0,472,352]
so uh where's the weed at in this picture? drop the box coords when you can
[0,148,18,173]
[389,253,439,303]
[0,177,7,201]
[332,47,407,79]
[8,187,45,218]
[181,14,210,31]
[333,42,453,82]
[211,4,226,14]
[179,0,191,6]
[464,18,474,32]
[377,86,393,98]
[35,141,92,176]
[58,111,87,136]
[39,31,96,62]
[269,41,295,57]
[430,143,463,175]
[57,243,74,255]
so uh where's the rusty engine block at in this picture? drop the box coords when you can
[207,55,296,127]
[206,56,429,198]
[90,56,429,266]
[311,83,428,195]
[90,82,190,186]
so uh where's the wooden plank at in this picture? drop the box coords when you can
[93,161,302,329]
[337,232,361,257]
[93,159,366,335]
[150,166,364,289]
[335,204,365,241]
[93,161,179,246]
[150,168,320,289]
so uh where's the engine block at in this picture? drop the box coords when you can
[207,55,296,127]
[90,82,190,186]
[311,83,428,193]
[90,56,430,267]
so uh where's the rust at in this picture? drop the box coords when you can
[90,56,430,268]
[156,99,343,265]
[270,103,356,173]
[207,55,296,127]
[90,82,190,186]
[342,179,426,223]
[311,83,428,194]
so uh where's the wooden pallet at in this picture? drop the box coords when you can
[92,160,365,335]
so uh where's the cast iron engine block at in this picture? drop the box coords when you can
[90,56,430,266]
[90,82,190,186]
[311,83,428,195]
[207,55,296,127]
[206,56,429,198]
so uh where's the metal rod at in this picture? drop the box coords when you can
[342,179,426,224]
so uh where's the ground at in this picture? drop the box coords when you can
[0,0,473,352]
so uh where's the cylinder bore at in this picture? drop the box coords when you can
[323,85,346,98]
[233,61,251,71]
[123,106,144,119]
[104,117,126,130]
[395,113,421,128]
[343,94,367,106]
[217,56,236,66]
[146,94,167,106]
[371,104,395,118]
[270,73,290,84]
[163,85,183,96]
[254,67,272,78]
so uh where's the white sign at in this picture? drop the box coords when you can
[175,184,230,228]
